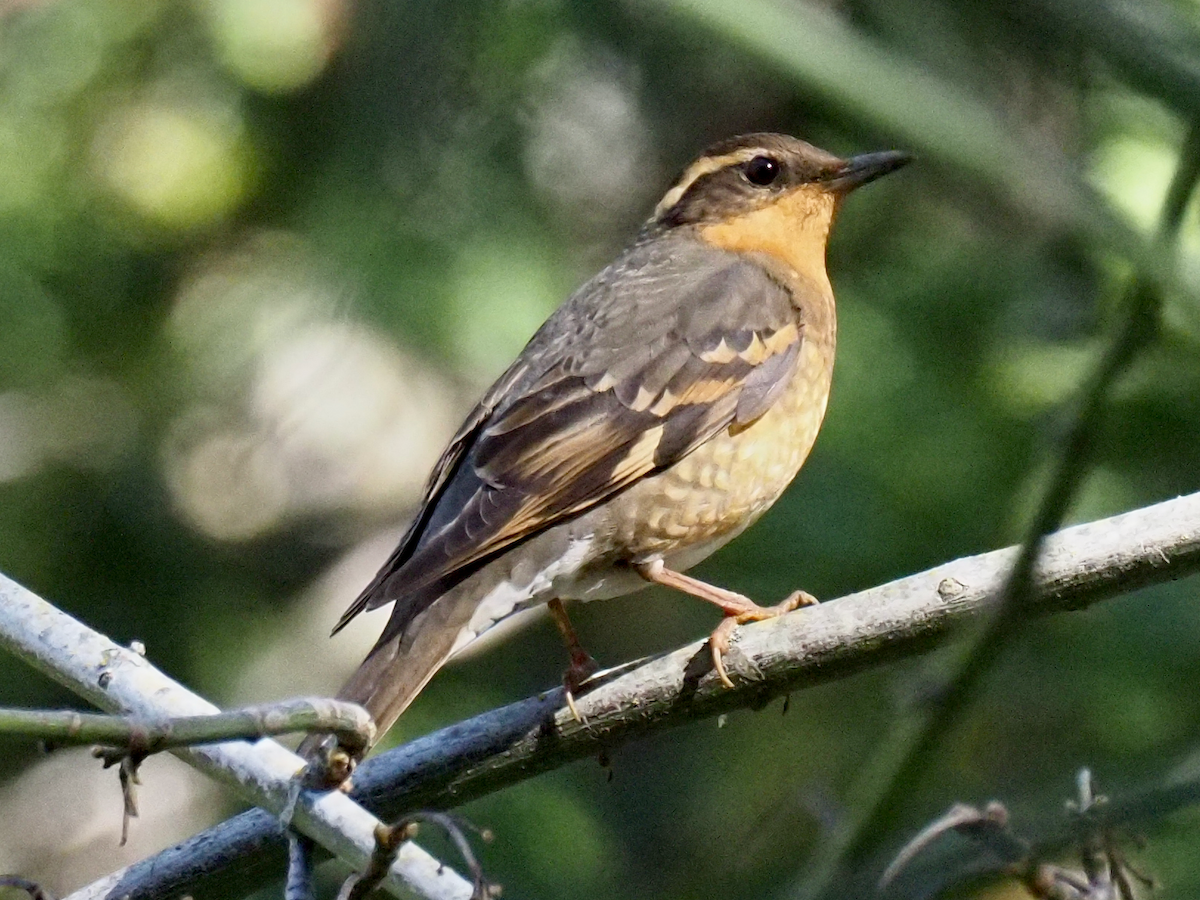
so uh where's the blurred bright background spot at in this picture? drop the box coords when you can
[92,98,252,231]
[1089,133,1179,233]
[201,0,343,93]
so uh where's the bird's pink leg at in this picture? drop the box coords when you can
[635,560,817,688]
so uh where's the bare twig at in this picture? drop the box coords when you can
[69,489,1200,899]
[878,801,1017,890]
[337,813,495,900]
[45,700,371,846]
[400,814,496,900]
[285,832,316,900]
[0,699,375,757]
[115,754,141,846]
[337,820,420,900]
[882,769,1155,900]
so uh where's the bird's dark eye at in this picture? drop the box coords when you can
[744,155,781,186]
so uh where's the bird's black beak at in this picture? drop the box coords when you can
[825,150,912,193]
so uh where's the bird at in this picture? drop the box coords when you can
[312,133,908,757]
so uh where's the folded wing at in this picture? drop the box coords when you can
[337,236,809,646]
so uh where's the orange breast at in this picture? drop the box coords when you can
[602,328,835,565]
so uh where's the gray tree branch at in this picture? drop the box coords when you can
[0,574,473,900]
[84,488,1200,898]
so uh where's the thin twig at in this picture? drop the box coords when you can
[882,769,1157,900]
[797,119,1200,898]
[285,832,316,900]
[337,821,420,900]
[402,813,496,900]
[337,813,494,900]
[0,699,375,757]
[115,755,141,846]
[878,801,1016,890]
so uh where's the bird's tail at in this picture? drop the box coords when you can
[299,584,479,760]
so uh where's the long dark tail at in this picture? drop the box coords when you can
[299,585,480,759]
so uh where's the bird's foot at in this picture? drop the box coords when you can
[563,648,600,723]
[708,590,818,688]
[548,597,600,722]
[632,561,817,688]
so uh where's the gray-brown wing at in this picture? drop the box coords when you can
[339,235,806,644]
[331,357,532,633]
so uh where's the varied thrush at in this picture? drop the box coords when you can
[319,133,908,751]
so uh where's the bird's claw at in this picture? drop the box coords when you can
[563,651,600,723]
[710,617,739,688]
[777,589,818,614]
[708,589,818,688]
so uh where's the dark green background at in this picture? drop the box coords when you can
[2,0,1200,897]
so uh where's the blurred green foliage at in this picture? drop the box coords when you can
[3,0,1200,897]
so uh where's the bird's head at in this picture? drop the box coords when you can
[652,133,910,285]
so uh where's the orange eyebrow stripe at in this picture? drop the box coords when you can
[653,148,767,219]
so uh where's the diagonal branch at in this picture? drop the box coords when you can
[77,488,1200,899]
[0,575,474,900]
